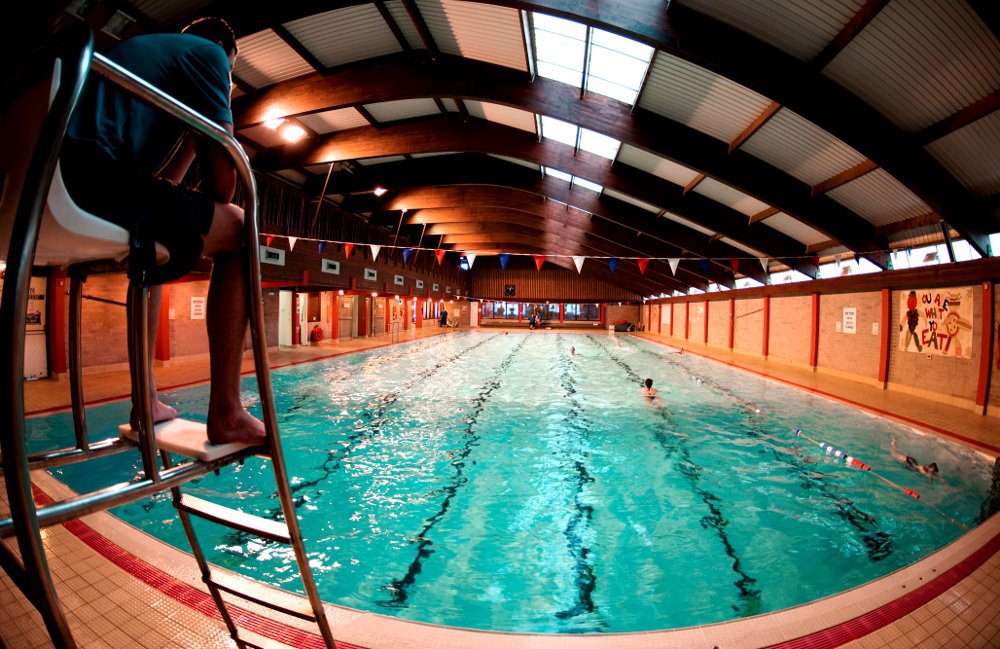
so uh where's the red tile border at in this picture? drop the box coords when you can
[30,481,1000,649]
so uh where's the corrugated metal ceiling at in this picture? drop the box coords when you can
[125,0,213,27]
[761,212,829,248]
[362,98,442,123]
[283,4,402,69]
[693,178,770,217]
[616,145,700,187]
[602,189,660,214]
[418,0,527,71]
[465,101,537,133]
[384,0,424,50]
[925,110,1000,197]
[233,30,314,89]
[297,108,371,135]
[638,52,773,144]
[676,0,866,62]
[740,108,868,186]
[823,0,1000,133]
[827,169,932,227]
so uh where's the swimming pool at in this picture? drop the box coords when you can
[38,331,993,633]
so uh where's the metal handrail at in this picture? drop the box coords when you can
[0,31,333,647]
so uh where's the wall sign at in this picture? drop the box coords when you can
[898,287,973,358]
[190,296,206,320]
[842,307,857,334]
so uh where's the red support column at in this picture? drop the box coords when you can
[331,295,340,341]
[975,282,994,410]
[292,291,301,345]
[415,300,423,329]
[657,306,662,334]
[599,303,606,326]
[155,284,170,362]
[559,303,565,323]
[877,288,890,385]
[728,297,735,349]
[703,300,709,343]
[809,293,820,368]
[762,296,770,358]
[684,303,690,340]
[47,270,68,376]
[518,303,523,323]
[669,303,674,337]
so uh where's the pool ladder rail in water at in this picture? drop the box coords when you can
[0,28,336,649]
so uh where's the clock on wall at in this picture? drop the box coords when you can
[504,284,516,297]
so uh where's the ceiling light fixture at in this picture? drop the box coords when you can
[262,108,285,130]
[373,186,388,197]
[282,124,306,143]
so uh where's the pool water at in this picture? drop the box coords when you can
[38,332,993,633]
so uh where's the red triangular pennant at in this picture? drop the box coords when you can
[637,258,649,275]
[730,258,740,274]
[435,249,446,265]
[534,255,545,271]
[343,243,354,257]
[265,235,274,247]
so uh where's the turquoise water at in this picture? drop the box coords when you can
[37,332,993,633]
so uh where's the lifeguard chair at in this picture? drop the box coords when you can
[0,29,336,648]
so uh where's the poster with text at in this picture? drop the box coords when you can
[898,286,974,358]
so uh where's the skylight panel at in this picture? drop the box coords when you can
[540,116,578,147]
[544,167,572,182]
[579,128,621,160]
[533,14,585,87]
[573,177,603,193]
[587,28,654,105]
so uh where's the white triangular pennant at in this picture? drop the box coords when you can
[370,244,381,261]
[667,258,679,275]
[287,236,297,251]
[759,257,769,273]
[466,252,477,268]
[572,256,585,273]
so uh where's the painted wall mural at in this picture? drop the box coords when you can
[898,287,974,358]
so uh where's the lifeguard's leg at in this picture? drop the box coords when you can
[202,203,265,445]
[127,285,178,427]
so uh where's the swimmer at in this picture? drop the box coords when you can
[570,346,575,355]
[890,437,939,476]
[640,378,657,398]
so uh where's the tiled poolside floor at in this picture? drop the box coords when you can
[2,327,999,648]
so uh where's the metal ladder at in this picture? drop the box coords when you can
[0,29,335,649]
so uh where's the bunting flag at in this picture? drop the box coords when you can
[834,253,842,270]
[499,253,510,270]
[854,253,862,266]
[287,236,297,251]
[811,255,819,270]
[318,241,327,255]
[637,258,649,275]
[465,252,477,268]
[402,248,412,264]
[608,258,619,273]
[344,243,354,257]
[265,235,274,247]
[435,249,446,265]
[668,258,680,275]
[370,244,381,261]
[534,255,545,271]
[572,256,585,273]
[790,259,798,271]
[730,258,740,274]
[700,259,709,272]
[759,257,769,273]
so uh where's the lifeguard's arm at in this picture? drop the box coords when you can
[195,122,237,203]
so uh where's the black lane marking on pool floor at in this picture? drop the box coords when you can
[551,334,604,627]
[585,335,763,615]
[377,335,529,608]
[618,337,893,562]
[215,333,501,548]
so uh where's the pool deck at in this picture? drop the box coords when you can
[3,326,999,648]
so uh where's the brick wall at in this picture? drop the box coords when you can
[707,298,730,349]
[888,286,983,403]
[733,297,764,356]
[79,274,129,368]
[605,303,640,328]
[769,295,812,366]
[687,301,706,343]
[817,291,881,380]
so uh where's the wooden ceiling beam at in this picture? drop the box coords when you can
[811,159,879,196]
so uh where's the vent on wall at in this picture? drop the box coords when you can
[364,268,377,281]
[322,259,340,274]
[259,246,285,266]
[394,274,405,285]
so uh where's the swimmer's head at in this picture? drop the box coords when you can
[924,462,939,476]
[644,378,653,389]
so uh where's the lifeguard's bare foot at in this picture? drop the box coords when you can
[207,408,267,446]
[129,399,178,430]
